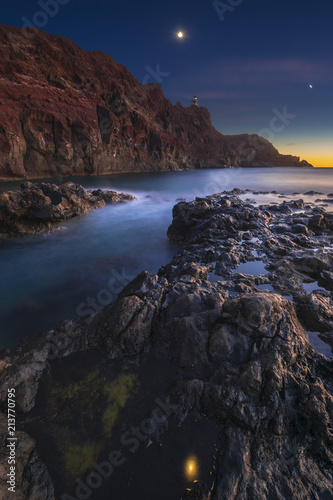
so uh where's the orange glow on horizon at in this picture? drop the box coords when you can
[305,156,333,168]
[274,141,333,168]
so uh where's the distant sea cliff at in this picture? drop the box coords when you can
[0,25,312,181]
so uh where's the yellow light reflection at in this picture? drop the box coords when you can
[184,455,199,480]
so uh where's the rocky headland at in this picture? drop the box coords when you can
[0,182,135,235]
[0,192,333,499]
[0,25,312,181]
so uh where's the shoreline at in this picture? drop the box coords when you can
[0,164,317,184]
[0,190,332,499]
[0,182,136,236]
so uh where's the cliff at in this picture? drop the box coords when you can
[0,25,311,181]
[0,182,135,235]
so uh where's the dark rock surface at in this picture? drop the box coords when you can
[0,181,135,235]
[0,25,312,181]
[0,191,333,499]
[0,411,55,500]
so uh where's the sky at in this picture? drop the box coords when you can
[2,0,333,167]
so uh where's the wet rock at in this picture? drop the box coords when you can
[308,213,333,234]
[1,192,333,499]
[0,182,135,235]
[318,270,333,291]
[292,223,308,234]
[296,292,333,332]
[0,315,99,413]
[170,293,333,499]
[273,223,292,233]
[167,195,271,248]
[182,481,211,499]
[241,231,253,240]
[319,332,333,350]
[292,217,308,226]
[155,282,227,377]
[95,272,168,357]
[292,251,333,279]
[0,412,54,499]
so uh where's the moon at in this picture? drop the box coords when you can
[177,31,184,38]
[309,84,313,88]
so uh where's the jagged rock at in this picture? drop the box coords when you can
[291,223,308,234]
[319,270,333,291]
[0,412,54,499]
[0,182,135,234]
[308,213,333,234]
[296,292,333,332]
[0,26,310,180]
[1,192,333,499]
[292,251,333,279]
[182,482,211,499]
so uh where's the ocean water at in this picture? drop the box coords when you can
[1,166,333,349]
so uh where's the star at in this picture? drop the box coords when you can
[177,31,184,38]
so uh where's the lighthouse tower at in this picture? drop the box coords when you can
[192,95,198,106]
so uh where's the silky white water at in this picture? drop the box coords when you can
[1,166,332,348]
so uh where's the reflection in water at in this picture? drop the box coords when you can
[303,281,326,293]
[257,283,274,291]
[20,350,218,499]
[184,455,199,481]
[235,260,268,276]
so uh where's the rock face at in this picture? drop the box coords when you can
[0,412,55,500]
[0,181,135,235]
[0,25,312,181]
[1,192,333,499]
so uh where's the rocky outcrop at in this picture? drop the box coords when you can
[0,412,54,500]
[0,181,135,235]
[0,25,312,181]
[1,192,332,499]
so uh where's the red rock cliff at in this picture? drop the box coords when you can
[0,25,309,180]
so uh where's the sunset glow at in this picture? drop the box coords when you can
[275,139,333,168]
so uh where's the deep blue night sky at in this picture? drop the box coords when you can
[2,0,333,166]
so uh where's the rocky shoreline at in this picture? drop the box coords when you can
[0,191,333,499]
[0,26,312,180]
[0,182,136,236]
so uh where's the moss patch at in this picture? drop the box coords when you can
[64,441,103,479]
[44,365,138,479]
[102,373,136,437]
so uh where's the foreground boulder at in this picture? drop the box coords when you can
[0,181,136,235]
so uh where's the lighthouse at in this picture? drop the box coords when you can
[192,95,198,106]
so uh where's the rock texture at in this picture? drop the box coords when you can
[0,25,312,181]
[0,412,55,500]
[0,181,135,235]
[1,192,333,499]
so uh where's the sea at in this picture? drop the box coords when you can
[1,166,333,349]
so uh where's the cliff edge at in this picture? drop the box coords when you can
[0,25,312,180]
